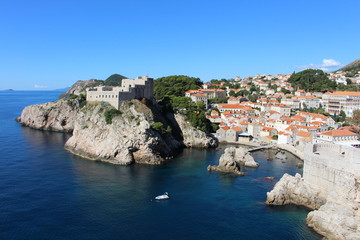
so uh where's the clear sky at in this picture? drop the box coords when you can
[1,0,359,90]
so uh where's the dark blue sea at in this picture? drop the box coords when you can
[0,91,322,240]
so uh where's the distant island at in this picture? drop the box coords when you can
[2,89,14,91]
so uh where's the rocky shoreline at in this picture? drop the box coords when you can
[17,97,218,165]
[266,144,360,240]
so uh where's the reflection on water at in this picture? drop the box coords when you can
[21,127,72,148]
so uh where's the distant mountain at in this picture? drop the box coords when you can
[338,58,360,72]
[54,87,70,92]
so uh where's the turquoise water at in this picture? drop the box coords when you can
[0,91,322,240]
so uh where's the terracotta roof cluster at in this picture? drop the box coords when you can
[217,104,254,111]
[321,129,357,137]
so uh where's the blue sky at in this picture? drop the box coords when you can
[0,0,359,90]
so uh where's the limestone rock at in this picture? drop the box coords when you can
[266,173,326,210]
[18,98,79,132]
[174,114,218,148]
[207,147,258,175]
[17,92,218,165]
[65,100,183,165]
[63,79,101,96]
[207,148,244,175]
[233,147,259,168]
[307,201,360,240]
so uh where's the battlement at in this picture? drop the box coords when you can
[86,76,154,109]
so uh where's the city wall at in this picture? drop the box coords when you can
[303,143,360,201]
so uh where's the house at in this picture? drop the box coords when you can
[278,131,292,145]
[314,129,360,148]
[216,126,230,141]
[322,91,360,117]
[191,93,208,108]
[293,95,320,109]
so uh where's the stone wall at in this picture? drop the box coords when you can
[303,144,360,200]
[86,76,154,110]
[277,144,304,160]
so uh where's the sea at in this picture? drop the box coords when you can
[0,91,322,240]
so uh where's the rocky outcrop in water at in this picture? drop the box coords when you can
[207,147,258,175]
[266,173,326,209]
[64,100,183,165]
[266,173,360,240]
[17,95,218,165]
[234,147,259,168]
[207,147,244,175]
[306,201,360,240]
[17,98,79,133]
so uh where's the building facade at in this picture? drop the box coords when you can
[86,76,154,109]
[322,91,360,117]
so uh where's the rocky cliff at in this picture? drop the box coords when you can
[17,98,79,132]
[266,173,326,209]
[266,144,360,240]
[62,79,102,96]
[266,173,360,240]
[174,114,218,148]
[64,100,183,165]
[17,97,218,165]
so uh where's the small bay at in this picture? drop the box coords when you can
[0,91,322,240]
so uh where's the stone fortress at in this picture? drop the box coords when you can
[86,76,154,109]
[304,143,360,202]
[266,143,360,239]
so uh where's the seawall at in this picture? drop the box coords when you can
[303,144,360,200]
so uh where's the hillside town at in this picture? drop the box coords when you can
[184,71,360,148]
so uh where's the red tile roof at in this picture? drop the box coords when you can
[321,129,357,137]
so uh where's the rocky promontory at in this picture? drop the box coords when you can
[207,147,258,175]
[17,98,80,132]
[65,100,184,165]
[266,144,360,240]
[266,173,326,209]
[17,96,218,165]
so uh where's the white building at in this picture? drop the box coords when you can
[322,91,360,117]
[314,129,360,148]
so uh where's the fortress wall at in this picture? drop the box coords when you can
[86,77,154,110]
[86,88,121,109]
[276,144,304,160]
[303,144,360,200]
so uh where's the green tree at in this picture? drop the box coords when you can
[348,109,360,126]
[154,75,203,100]
[229,90,236,96]
[288,69,336,92]
[281,88,291,94]
[247,94,258,102]
[104,109,122,124]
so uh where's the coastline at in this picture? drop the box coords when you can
[217,140,305,161]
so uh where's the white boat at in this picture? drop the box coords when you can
[155,192,169,200]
